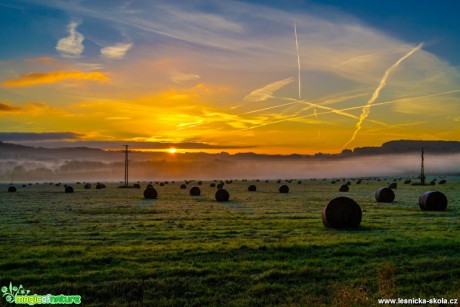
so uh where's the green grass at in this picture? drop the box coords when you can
[0,178,459,306]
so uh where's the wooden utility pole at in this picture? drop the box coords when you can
[123,145,129,188]
[420,147,425,185]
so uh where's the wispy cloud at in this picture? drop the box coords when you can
[26,57,61,64]
[169,71,201,84]
[0,132,84,142]
[392,95,460,116]
[56,21,85,58]
[0,102,20,112]
[244,77,294,102]
[100,43,133,59]
[2,71,109,87]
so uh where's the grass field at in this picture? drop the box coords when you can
[0,177,459,306]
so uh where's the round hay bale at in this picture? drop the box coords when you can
[197,181,202,185]
[190,186,201,196]
[146,183,153,189]
[160,182,165,186]
[322,197,362,228]
[439,179,446,184]
[248,185,257,192]
[375,187,395,203]
[210,183,216,188]
[144,187,158,199]
[297,181,302,184]
[215,189,230,202]
[429,180,436,186]
[356,179,362,184]
[133,183,141,189]
[180,184,186,189]
[279,185,289,193]
[8,186,17,192]
[388,182,397,189]
[404,179,412,184]
[339,184,349,192]
[84,183,91,189]
[419,191,447,211]
[65,186,74,193]
[216,183,224,189]
[96,183,105,189]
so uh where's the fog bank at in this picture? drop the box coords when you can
[1,153,459,183]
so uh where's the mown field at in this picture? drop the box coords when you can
[0,177,459,306]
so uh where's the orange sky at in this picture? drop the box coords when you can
[1,1,460,154]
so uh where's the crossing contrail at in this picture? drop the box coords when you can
[294,21,301,100]
[243,92,367,116]
[266,95,389,126]
[239,88,459,131]
[341,43,424,150]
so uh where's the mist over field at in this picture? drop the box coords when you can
[1,152,459,182]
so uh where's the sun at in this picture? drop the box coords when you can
[169,147,177,154]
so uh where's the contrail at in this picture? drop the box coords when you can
[243,92,367,117]
[239,88,459,131]
[290,92,369,117]
[242,100,299,114]
[365,121,426,133]
[239,97,389,131]
[341,43,424,150]
[268,96,390,126]
[294,21,301,100]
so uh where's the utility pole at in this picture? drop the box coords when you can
[123,145,129,188]
[420,147,425,185]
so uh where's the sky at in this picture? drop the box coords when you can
[1,0,460,155]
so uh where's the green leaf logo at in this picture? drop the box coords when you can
[2,282,30,303]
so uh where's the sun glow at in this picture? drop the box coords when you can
[169,147,177,154]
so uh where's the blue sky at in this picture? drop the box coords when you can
[1,0,459,154]
[2,0,459,65]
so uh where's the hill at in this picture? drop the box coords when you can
[1,140,459,161]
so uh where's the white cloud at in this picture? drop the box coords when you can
[41,1,460,115]
[56,21,84,58]
[100,43,133,60]
[244,77,294,102]
[169,71,201,84]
